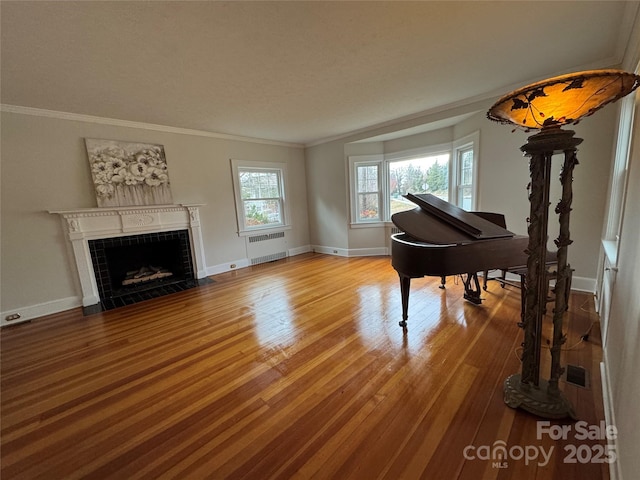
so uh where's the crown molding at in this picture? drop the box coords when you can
[0,104,304,149]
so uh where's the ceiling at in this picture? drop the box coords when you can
[2,1,638,146]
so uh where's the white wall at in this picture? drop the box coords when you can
[305,140,349,252]
[0,110,309,321]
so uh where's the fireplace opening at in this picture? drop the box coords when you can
[105,238,185,296]
[88,230,197,311]
[122,265,173,287]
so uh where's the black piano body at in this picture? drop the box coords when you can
[391,193,530,327]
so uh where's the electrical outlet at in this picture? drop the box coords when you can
[333,250,338,254]
[5,313,21,322]
[230,264,236,269]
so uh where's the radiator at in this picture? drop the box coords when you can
[246,231,287,265]
[386,225,403,255]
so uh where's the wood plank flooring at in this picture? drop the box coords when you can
[1,253,609,479]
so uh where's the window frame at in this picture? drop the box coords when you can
[230,159,291,236]
[349,154,384,226]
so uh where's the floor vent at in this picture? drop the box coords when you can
[563,364,589,388]
[250,251,287,266]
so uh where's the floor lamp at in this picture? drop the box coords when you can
[487,69,640,419]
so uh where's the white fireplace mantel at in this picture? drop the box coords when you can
[49,204,207,307]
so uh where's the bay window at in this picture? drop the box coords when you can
[349,131,479,225]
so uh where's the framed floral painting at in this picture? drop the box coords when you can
[85,139,173,207]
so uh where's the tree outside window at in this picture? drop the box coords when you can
[389,154,450,215]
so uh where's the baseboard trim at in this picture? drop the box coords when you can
[206,246,313,276]
[1,296,81,327]
[206,258,251,276]
[288,245,313,256]
[311,245,348,256]
[600,354,622,480]
[484,271,596,293]
[311,245,388,257]
[347,247,388,257]
[569,275,597,293]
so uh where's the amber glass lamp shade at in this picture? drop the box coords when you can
[487,69,640,130]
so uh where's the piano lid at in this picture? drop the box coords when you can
[391,193,515,245]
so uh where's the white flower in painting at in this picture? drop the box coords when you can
[108,158,127,171]
[88,142,171,201]
[129,162,148,181]
[144,167,169,187]
[110,167,127,184]
[92,173,110,185]
[135,148,163,167]
[102,145,127,159]
[123,172,140,185]
[92,161,114,177]
[95,183,115,198]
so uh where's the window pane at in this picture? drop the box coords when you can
[239,170,280,199]
[358,193,379,221]
[389,154,449,215]
[357,165,378,193]
[243,199,282,227]
[459,186,473,211]
[460,149,473,186]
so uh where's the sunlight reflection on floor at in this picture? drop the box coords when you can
[353,277,478,354]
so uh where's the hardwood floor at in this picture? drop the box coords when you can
[1,253,609,479]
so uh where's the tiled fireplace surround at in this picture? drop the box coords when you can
[50,204,207,311]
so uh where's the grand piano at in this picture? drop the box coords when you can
[391,193,531,327]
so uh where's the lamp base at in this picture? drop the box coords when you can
[504,374,577,420]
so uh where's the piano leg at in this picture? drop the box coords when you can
[399,274,411,327]
[462,273,483,305]
[439,275,446,289]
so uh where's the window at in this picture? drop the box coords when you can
[453,133,478,210]
[231,160,290,235]
[349,132,478,225]
[351,156,383,222]
[388,152,450,216]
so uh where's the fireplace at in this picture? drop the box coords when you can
[50,204,208,312]
[89,230,197,311]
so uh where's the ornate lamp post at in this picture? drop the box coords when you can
[487,70,640,418]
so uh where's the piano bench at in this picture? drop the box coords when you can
[493,264,573,326]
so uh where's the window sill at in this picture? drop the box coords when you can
[237,224,292,237]
[349,221,392,229]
